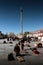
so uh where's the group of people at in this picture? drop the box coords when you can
[8,41,41,61]
[14,41,24,56]
[14,41,40,57]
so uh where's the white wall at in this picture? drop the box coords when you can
[0,39,7,43]
[41,37,43,41]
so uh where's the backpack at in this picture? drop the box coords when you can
[8,53,15,61]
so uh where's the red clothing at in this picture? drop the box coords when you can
[33,50,40,54]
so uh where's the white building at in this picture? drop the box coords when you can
[38,35,43,41]
[27,30,43,41]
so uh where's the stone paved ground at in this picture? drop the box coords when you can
[0,41,43,65]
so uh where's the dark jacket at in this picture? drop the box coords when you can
[14,45,20,54]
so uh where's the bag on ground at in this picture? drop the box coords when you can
[8,53,15,61]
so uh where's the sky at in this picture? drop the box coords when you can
[0,0,43,34]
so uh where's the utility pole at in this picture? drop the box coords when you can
[20,7,23,34]
[20,0,23,35]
